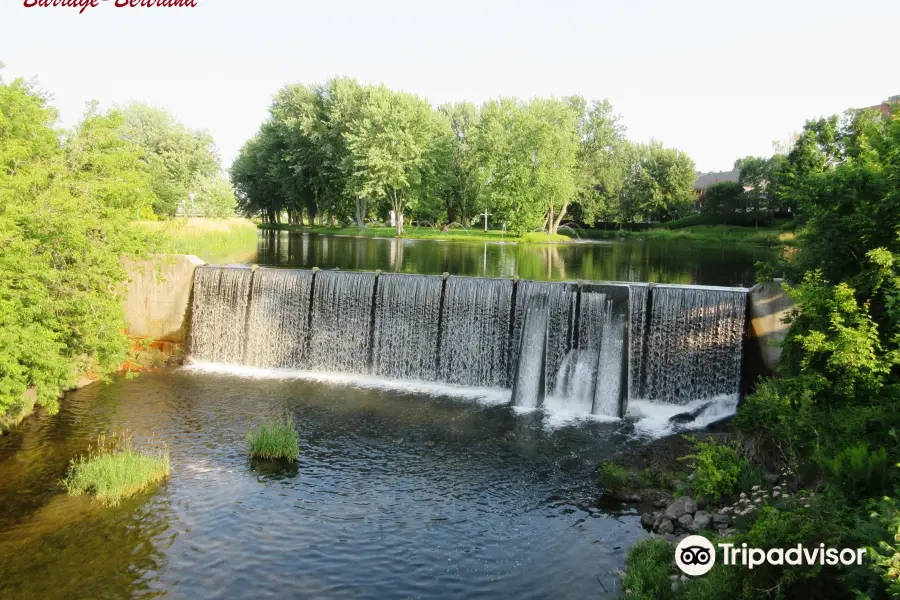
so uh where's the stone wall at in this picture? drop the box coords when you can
[122,254,205,343]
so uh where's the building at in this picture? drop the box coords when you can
[865,94,899,118]
[693,169,741,208]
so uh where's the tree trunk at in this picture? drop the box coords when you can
[551,204,568,235]
[328,212,335,228]
[391,191,403,236]
[356,198,367,229]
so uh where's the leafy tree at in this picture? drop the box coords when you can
[118,102,220,216]
[192,174,236,217]
[702,180,745,216]
[344,86,441,235]
[437,102,480,226]
[1,74,150,418]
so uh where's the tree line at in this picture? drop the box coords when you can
[0,67,234,425]
[231,78,697,235]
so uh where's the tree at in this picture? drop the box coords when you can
[569,96,627,226]
[702,181,744,216]
[192,175,236,217]
[437,102,480,226]
[618,141,696,222]
[0,74,151,418]
[118,102,220,216]
[344,86,439,235]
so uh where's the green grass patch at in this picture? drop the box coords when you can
[621,538,677,600]
[135,217,259,263]
[61,432,169,506]
[574,224,793,248]
[259,223,576,244]
[247,417,300,461]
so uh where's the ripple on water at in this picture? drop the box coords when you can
[0,369,646,599]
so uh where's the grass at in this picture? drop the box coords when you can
[576,224,796,248]
[260,222,795,248]
[621,538,677,600]
[134,217,259,263]
[247,416,300,461]
[261,223,575,244]
[61,431,170,506]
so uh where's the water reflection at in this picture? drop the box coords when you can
[251,231,772,287]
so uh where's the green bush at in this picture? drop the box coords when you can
[61,432,169,506]
[665,211,774,230]
[621,538,676,600]
[247,416,300,461]
[681,438,750,502]
[865,497,900,598]
[821,444,891,501]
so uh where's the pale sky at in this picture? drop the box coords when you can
[2,0,897,173]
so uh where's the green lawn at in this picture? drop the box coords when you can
[262,223,793,247]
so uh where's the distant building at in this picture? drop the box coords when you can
[693,170,741,208]
[865,94,899,118]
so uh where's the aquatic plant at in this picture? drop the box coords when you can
[247,416,300,461]
[62,431,170,506]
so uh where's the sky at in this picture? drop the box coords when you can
[1,0,898,173]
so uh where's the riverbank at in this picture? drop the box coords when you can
[260,223,792,248]
[135,218,259,263]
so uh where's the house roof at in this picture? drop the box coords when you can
[693,170,740,190]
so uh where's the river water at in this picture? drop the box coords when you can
[0,234,769,599]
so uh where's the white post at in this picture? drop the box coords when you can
[480,212,491,232]
[189,192,195,218]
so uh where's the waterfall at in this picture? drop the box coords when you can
[188,267,748,420]
[511,297,548,409]
[438,276,513,388]
[189,266,254,364]
[639,285,747,404]
[245,269,313,368]
[372,274,443,381]
[512,281,577,392]
[307,270,377,374]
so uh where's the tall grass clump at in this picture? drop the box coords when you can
[247,416,300,461]
[62,432,170,506]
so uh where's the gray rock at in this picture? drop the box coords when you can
[721,528,739,537]
[715,523,728,530]
[690,510,713,532]
[765,473,780,485]
[712,512,731,525]
[641,512,657,528]
[664,496,691,520]
[684,497,698,514]
[671,582,680,592]
[657,518,675,535]
[653,498,668,508]
[678,513,694,529]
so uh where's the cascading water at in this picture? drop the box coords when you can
[511,297,548,409]
[512,281,576,392]
[244,269,313,368]
[189,266,254,364]
[637,285,747,403]
[187,266,749,426]
[307,270,377,374]
[372,274,443,381]
[438,276,513,388]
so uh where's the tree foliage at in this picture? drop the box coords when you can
[232,80,696,233]
[0,74,152,417]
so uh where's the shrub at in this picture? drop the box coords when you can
[61,432,169,506]
[247,416,300,461]
[621,538,675,600]
[820,444,891,501]
[865,496,900,598]
[680,438,749,503]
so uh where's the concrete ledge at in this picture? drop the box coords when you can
[123,254,205,343]
[747,279,795,372]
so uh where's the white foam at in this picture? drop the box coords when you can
[183,361,511,406]
[627,394,739,437]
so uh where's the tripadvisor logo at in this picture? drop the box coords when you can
[675,535,866,577]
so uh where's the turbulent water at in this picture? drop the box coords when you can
[189,267,749,418]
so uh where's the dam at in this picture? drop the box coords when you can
[189,266,749,420]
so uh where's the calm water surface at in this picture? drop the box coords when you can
[0,370,647,599]
[245,231,774,287]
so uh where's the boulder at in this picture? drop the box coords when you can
[690,511,713,532]
[641,512,658,528]
[712,512,731,525]
[684,498,698,514]
[664,496,691,520]
[677,514,694,529]
[657,518,675,535]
